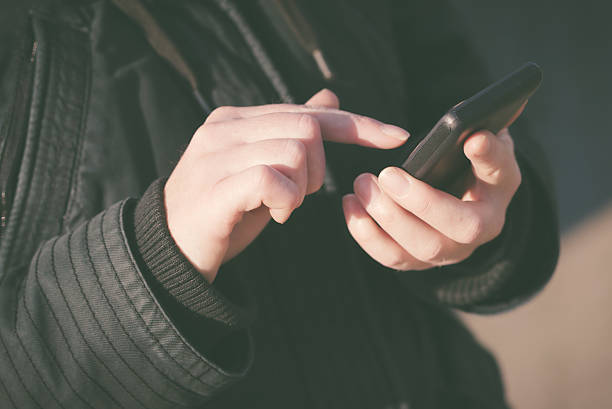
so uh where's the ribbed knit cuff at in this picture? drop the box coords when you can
[428,172,533,308]
[132,178,255,328]
[394,157,556,313]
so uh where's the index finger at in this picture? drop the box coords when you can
[207,104,410,149]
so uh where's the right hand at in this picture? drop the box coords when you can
[164,89,410,283]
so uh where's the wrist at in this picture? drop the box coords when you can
[130,178,251,322]
[163,178,220,283]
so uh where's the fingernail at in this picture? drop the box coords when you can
[379,167,410,197]
[380,124,410,141]
[354,174,378,202]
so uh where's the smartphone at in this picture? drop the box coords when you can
[400,62,542,194]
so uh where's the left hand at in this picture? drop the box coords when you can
[342,128,522,271]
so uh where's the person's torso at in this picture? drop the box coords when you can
[0,1,507,407]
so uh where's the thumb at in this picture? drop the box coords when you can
[305,88,340,109]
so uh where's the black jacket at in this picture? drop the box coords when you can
[0,0,559,408]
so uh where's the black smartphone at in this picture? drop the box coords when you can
[400,62,542,194]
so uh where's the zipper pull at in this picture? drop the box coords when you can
[1,191,7,229]
[30,41,38,63]
[273,0,334,81]
[312,48,332,81]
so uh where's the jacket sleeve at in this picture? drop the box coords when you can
[389,0,560,313]
[0,187,254,408]
[0,7,254,402]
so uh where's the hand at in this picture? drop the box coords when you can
[164,89,410,282]
[342,128,522,271]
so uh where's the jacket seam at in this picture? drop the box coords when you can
[0,18,44,283]
[62,24,92,235]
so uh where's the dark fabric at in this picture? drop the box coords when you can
[131,177,254,325]
[0,200,253,408]
[129,177,255,354]
[0,0,559,407]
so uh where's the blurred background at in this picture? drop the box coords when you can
[446,1,612,408]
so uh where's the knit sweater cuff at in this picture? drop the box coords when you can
[425,172,533,309]
[396,158,557,313]
[132,178,255,328]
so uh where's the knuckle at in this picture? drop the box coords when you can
[296,113,321,141]
[291,183,304,208]
[288,191,302,209]
[383,250,409,270]
[460,213,485,244]
[251,165,301,208]
[207,105,236,122]
[307,142,326,194]
[194,121,227,148]
[349,217,372,242]
[371,201,394,225]
[445,247,476,266]
[486,167,503,183]
[194,122,213,141]
[413,195,433,216]
[417,238,444,263]
[283,139,308,166]
[252,165,275,189]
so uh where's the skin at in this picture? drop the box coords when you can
[164,89,522,282]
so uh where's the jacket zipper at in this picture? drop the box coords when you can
[0,30,37,240]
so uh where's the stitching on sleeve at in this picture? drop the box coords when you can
[33,237,128,409]
[62,231,150,409]
[21,285,96,409]
[0,373,18,409]
[0,324,45,409]
[82,218,204,404]
[101,209,233,384]
[0,250,46,409]
[13,271,69,409]
[81,221,195,406]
